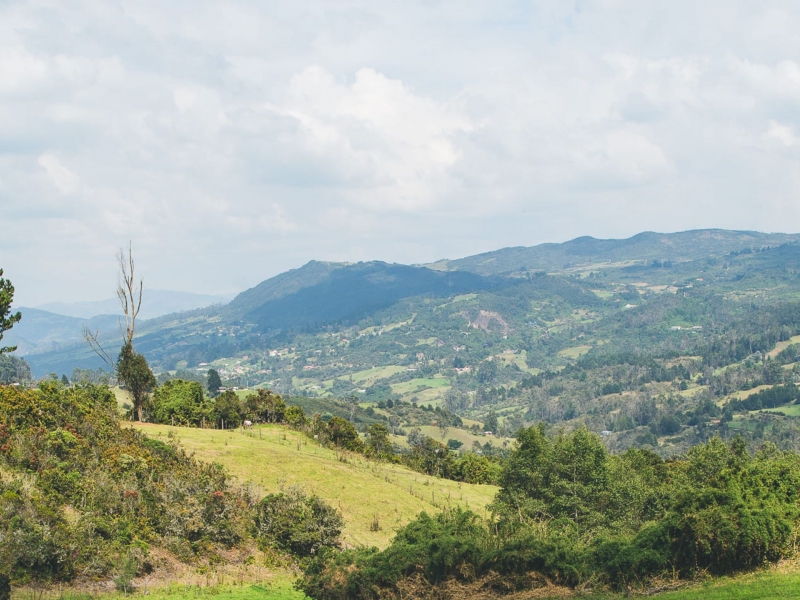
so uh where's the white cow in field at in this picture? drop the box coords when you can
[243,420,253,429]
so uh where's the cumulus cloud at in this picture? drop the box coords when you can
[1,1,800,305]
[276,65,472,211]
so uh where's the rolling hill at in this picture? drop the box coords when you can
[4,308,120,356]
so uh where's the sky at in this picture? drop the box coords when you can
[3,1,800,306]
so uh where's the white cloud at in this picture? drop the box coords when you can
[276,66,472,211]
[764,121,798,147]
[3,1,800,305]
[37,153,82,195]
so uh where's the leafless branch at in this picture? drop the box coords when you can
[117,241,143,345]
[82,325,117,371]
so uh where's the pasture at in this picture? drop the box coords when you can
[129,422,498,549]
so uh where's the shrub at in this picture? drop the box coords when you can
[0,383,252,584]
[254,486,342,557]
[212,390,243,428]
[324,417,363,452]
[150,379,207,426]
[0,574,9,600]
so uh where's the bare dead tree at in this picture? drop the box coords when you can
[117,241,143,345]
[83,242,144,371]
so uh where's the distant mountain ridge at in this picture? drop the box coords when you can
[436,229,800,275]
[228,261,495,331]
[4,309,120,356]
[37,289,233,320]
[19,228,800,376]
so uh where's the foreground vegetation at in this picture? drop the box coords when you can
[0,382,253,586]
[6,380,800,599]
[299,428,800,598]
[10,565,800,600]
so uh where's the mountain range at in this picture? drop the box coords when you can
[7,289,234,357]
[16,228,800,377]
[36,289,233,320]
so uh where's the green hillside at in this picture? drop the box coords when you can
[130,422,498,549]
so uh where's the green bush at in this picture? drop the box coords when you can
[255,486,343,558]
[0,383,252,584]
[150,379,207,426]
[212,390,243,428]
[300,429,800,597]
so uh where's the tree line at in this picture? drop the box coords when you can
[299,427,800,598]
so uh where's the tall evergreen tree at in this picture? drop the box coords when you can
[207,368,222,397]
[117,341,155,421]
[0,269,21,354]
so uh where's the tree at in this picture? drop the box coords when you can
[116,243,143,345]
[0,355,30,384]
[84,243,145,369]
[344,394,359,422]
[325,417,364,452]
[0,269,21,354]
[365,423,393,460]
[244,389,286,423]
[207,368,222,397]
[483,410,499,433]
[213,390,243,428]
[151,379,206,425]
[447,439,463,451]
[404,436,455,478]
[477,359,497,383]
[117,342,156,421]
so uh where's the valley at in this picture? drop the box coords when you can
[8,229,800,599]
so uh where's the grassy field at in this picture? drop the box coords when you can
[391,376,449,395]
[493,350,540,374]
[557,345,593,359]
[415,425,512,449]
[643,565,800,599]
[762,402,800,417]
[339,365,406,385]
[391,376,451,406]
[766,334,800,358]
[111,386,133,409]
[130,423,498,549]
[10,582,307,600]
[730,384,774,399]
[679,384,708,398]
